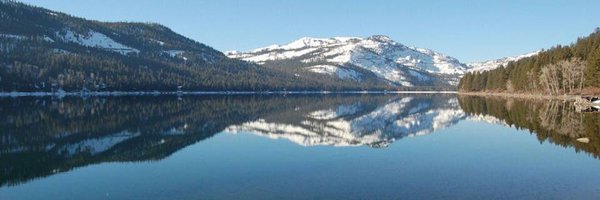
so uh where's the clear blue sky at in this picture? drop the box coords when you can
[19,0,600,63]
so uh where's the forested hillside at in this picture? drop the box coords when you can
[0,0,392,92]
[458,29,600,95]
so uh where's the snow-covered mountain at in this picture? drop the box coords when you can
[227,36,469,87]
[224,97,466,148]
[467,51,541,72]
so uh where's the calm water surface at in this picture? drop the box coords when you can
[1,94,600,200]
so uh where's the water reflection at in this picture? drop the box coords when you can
[0,96,266,187]
[224,96,464,148]
[1,94,599,188]
[459,95,600,159]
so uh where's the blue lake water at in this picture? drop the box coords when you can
[1,94,599,199]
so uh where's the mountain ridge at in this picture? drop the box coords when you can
[227,35,469,88]
[228,36,544,89]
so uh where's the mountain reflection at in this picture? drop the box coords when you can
[2,94,599,188]
[224,96,464,148]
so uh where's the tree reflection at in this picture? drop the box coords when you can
[459,95,600,159]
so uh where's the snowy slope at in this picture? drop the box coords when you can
[227,35,469,87]
[467,51,540,72]
[57,29,140,55]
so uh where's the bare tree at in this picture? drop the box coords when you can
[559,58,585,94]
[572,58,586,93]
[539,64,561,95]
[539,67,553,94]
[527,70,538,92]
[538,58,585,95]
[549,63,561,94]
[562,60,574,93]
[506,80,515,93]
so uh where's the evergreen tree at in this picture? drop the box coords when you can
[585,47,600,87]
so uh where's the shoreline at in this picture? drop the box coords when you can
[457,92,580,101]
[0,90,458,97]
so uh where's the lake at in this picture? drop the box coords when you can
[1,94,600,200]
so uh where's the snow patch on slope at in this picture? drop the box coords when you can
[307,65,361,80]
[230,47,319,64]
[163,50,188,60]
[57,29,139,55]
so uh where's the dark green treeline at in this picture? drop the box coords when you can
[459,28,600,94]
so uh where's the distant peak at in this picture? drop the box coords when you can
[367,35,393,43]
[331,37,362,42]
[284,37,329,49]
[294,37,317,42]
